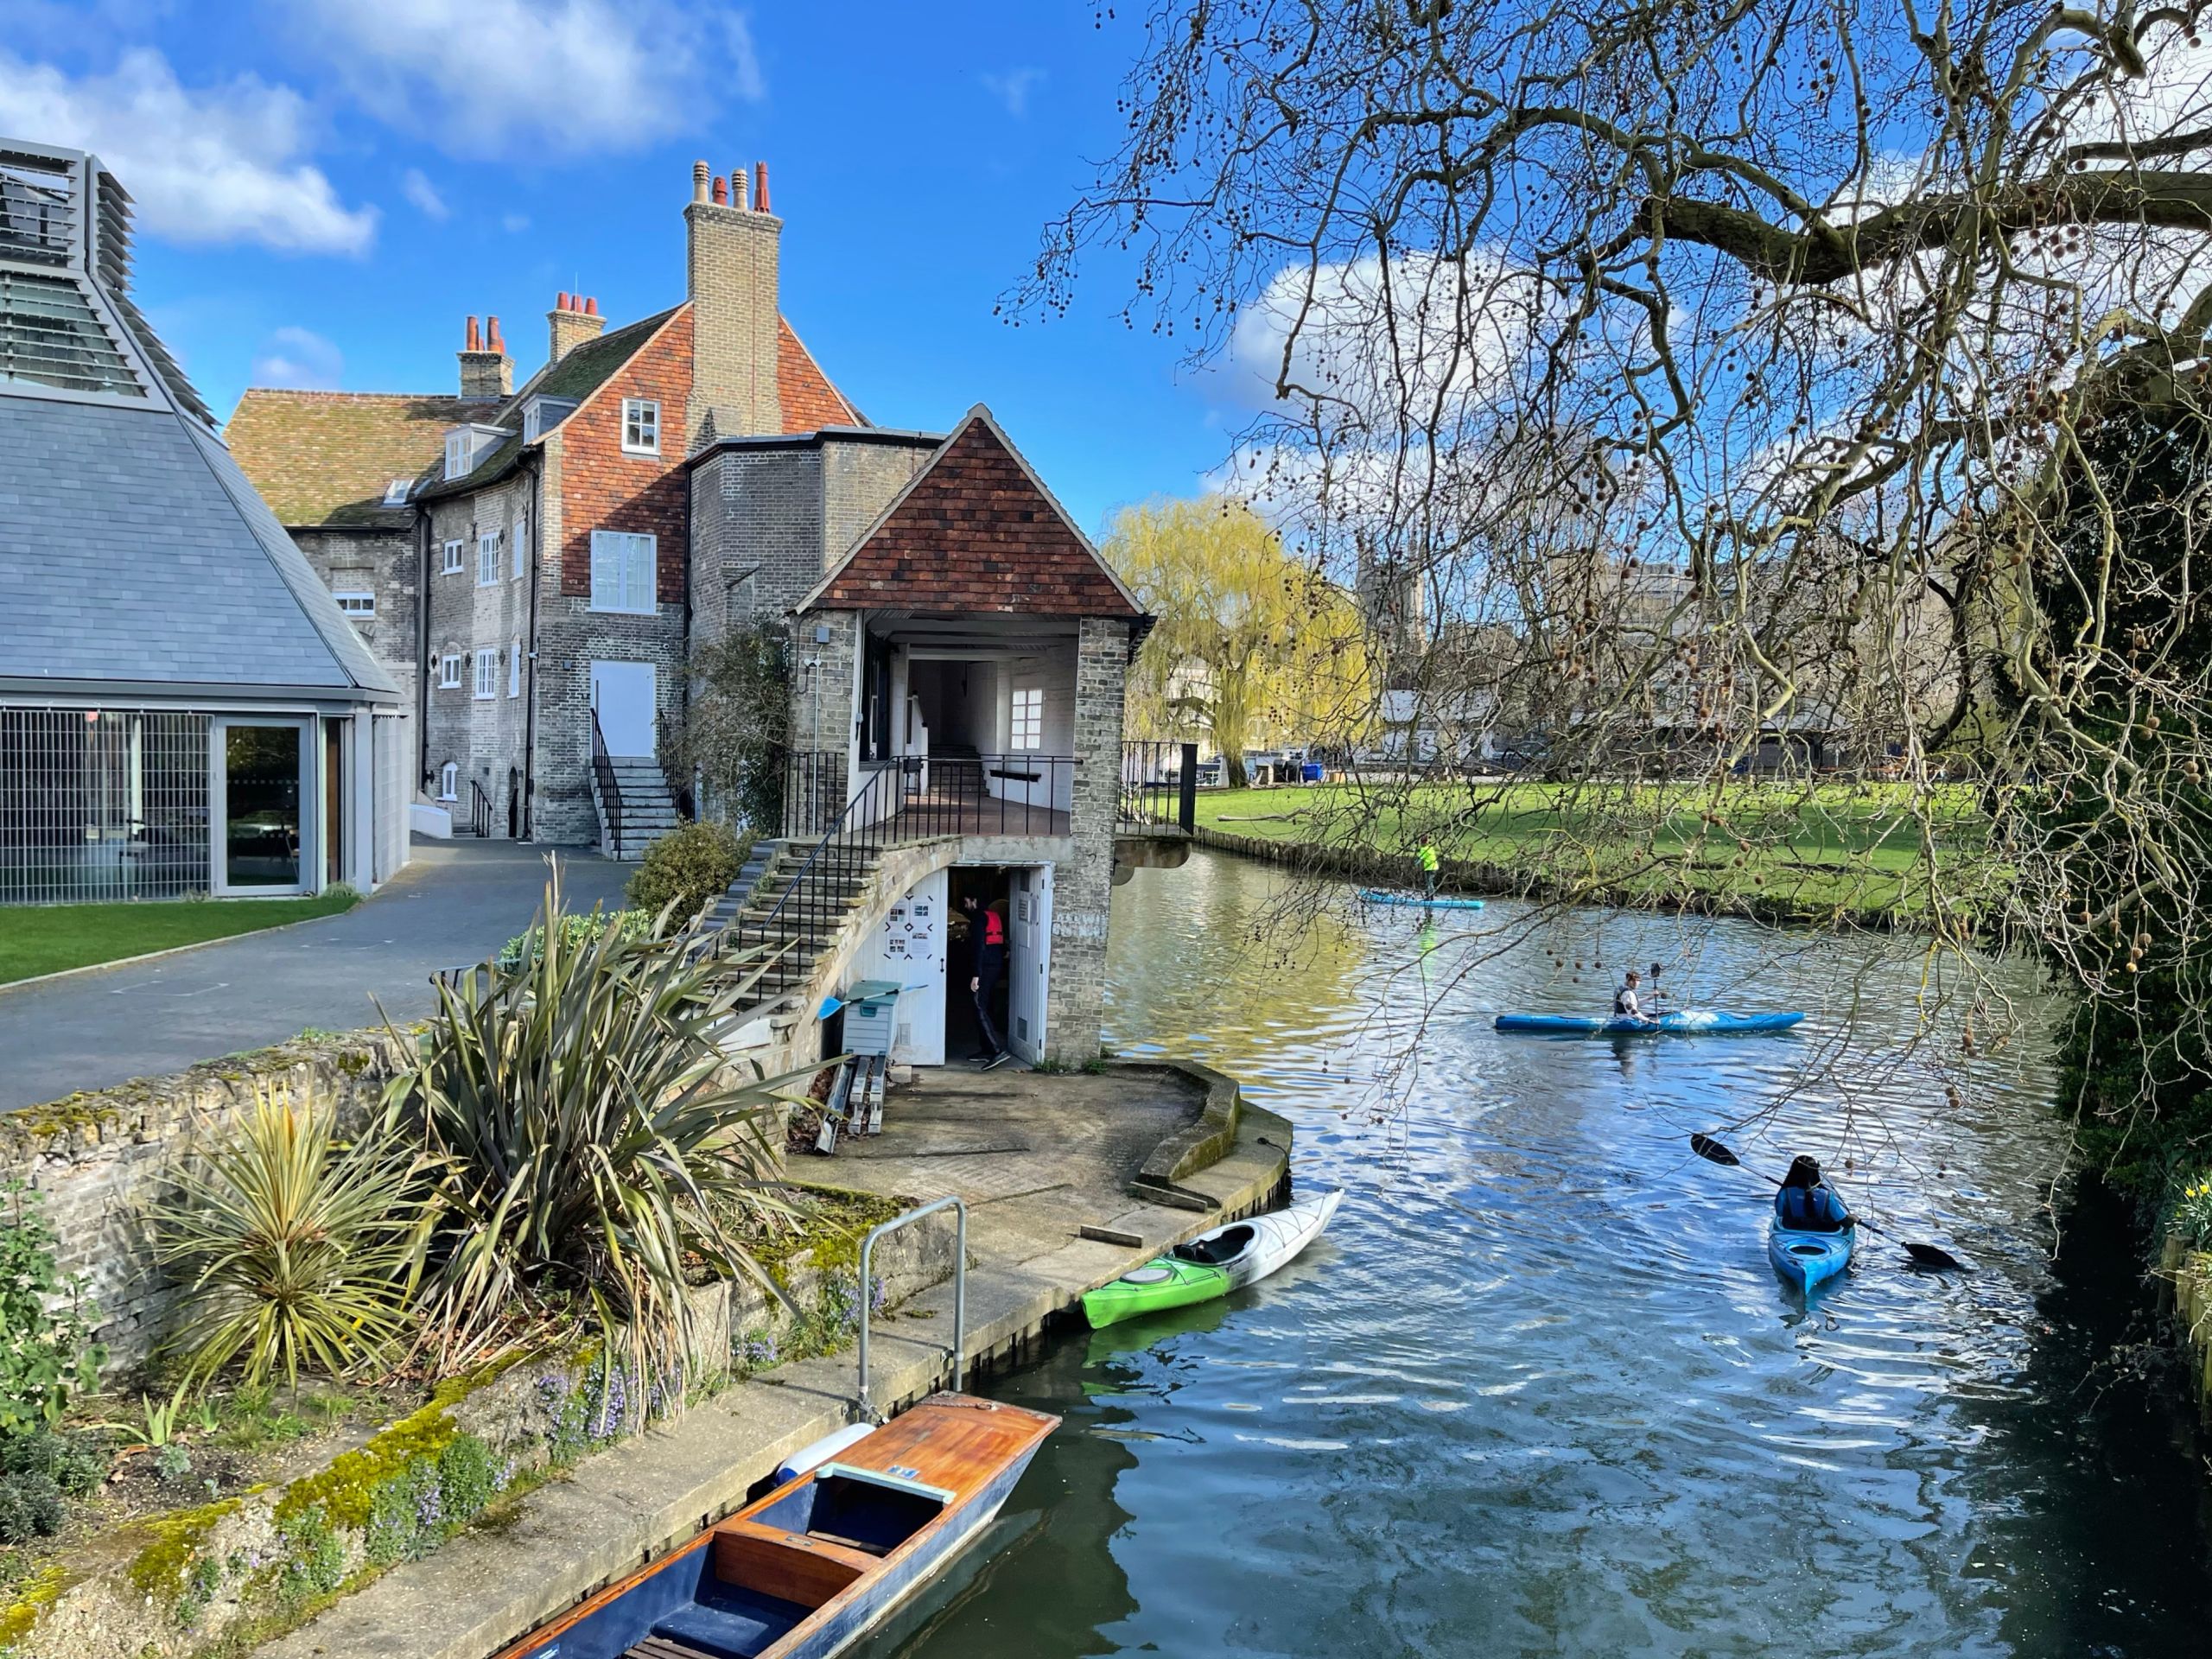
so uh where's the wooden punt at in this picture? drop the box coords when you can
[491,1394,1058,1659]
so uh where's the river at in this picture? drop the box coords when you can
[875,848,2212,1656]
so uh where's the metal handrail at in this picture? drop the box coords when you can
[1118,740,1198,831]
[466,779,493,839]
[854,1195,967,1424]
[589,708,624,857]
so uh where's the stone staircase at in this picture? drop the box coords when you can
[704,839,883,1020]
[594,759,680,861]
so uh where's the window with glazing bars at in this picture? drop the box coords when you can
[0,709,210,904]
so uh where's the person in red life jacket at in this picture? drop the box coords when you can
[961,891,1011,1069]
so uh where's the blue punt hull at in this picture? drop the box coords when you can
[1769,1223,1854,1292]
[497,1395,1054,1659]
[1493,1009,1806,1037]
[1358,889,1486,909]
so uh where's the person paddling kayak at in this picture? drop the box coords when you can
[1613,969,1655,1026]
[1775,1155,1853,1232]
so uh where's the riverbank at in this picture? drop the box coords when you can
[253,1063,1290,1659]
[1193,779,1989,927]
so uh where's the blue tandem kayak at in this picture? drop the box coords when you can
[1492,1009,1806,1037]
[1357,889,1486,909]
[1768,1221,1854,1292]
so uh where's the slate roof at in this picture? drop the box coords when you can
[226,390,476,527]
[804,407,1142,619]
[0,395,400,696]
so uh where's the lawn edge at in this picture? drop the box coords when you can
[0,898,362,998]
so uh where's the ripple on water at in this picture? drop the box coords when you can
[880,852,2211,1659]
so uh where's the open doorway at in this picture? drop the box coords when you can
[944,863,1052,1066]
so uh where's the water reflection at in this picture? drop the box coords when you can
[874,850,2210,1657]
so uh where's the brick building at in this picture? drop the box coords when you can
[229,159,1164,1063]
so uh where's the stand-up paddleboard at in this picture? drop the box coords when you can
[1493,1009,1806,1037]
[1082,1191,1344,1329]
[1357,889,1485,909]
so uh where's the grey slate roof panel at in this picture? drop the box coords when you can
[0,394,396,696]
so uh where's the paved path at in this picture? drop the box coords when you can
[0,839,629,1112]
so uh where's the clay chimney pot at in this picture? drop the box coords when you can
[691,160,709,203]
[487,315,505,352]
[585,296,599,317]
[754,162,771,214]
[556,290,570,312]
[712,175,728,206]
[466,315,480,352]
[730,167,748,211]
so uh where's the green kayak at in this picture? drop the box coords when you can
[1081,1256,1230,1329]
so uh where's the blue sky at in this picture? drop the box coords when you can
[1,1,1258,536]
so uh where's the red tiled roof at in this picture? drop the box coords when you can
[811,410,1141,617]
[778,317,861,431]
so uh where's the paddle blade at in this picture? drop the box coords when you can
[1689,1133,1741,1166]
[1904,1242,1971,1272]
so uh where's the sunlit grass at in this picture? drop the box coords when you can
[0,892,361,986]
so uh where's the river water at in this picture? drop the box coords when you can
[877,849,2212,1657]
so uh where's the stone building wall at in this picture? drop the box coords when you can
[421,472,537,825]
[291,525,418,724]
[1044,615,1135,1062]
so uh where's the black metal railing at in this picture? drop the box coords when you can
[1118,741,1198,832]
[589,709,624,857]
[466,779,493,839]
[784,751,1080,842]
[734,760,912,982]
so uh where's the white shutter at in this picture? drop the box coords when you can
[509,638,522,697]
[626,535,656,613]
[512,519,527,579]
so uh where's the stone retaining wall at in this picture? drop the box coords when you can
[3,1030,415,1375]
[2160,1233,2212,1421]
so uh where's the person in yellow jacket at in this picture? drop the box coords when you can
[1418,839,1441,906]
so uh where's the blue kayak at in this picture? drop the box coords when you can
[1492,1009,1806,1037]
[1769,1222,1854,1292]
[1357,889,1485,909]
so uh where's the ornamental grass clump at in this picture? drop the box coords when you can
[384,874,810,1382]
[149,1083,435,1390]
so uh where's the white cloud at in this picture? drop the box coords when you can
[283,0,767,159]
[0,49,377,256]
[400,168,448,220]
[981,67,1046,118]
[501,213,530,234]
[250,325,344,388]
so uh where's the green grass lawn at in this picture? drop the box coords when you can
[1193,780,1995,919]
[0,892,362,986]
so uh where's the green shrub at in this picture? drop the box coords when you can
[436,1433,501,1519]
[0,1474,63,1544]
[0,1183,104,1434]
[3,1431,104,1499]
[494,907,650,972]
[625,821,749,925]
[384,874,808,1380]
[149,1081,435,1390]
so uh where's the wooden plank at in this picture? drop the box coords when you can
[712,1524,868,1611]
[1079,1225,1144,1248]
[629,1638,719,1659]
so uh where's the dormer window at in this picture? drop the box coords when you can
[621,398,660,456]
[523,397,577,442]
[442,423,510,480]
[382,478,411,506]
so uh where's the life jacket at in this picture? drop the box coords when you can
[1775,1183,1850,1232]
[982,907,1006,948]
[1419,844,1440,873]
[1613,985,1639,1015]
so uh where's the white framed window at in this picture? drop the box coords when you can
[620,398,660,456]
[473,649,498,699]
[333,591,375,618]
[512,518,527,579]
[443,432,468,480]
[438,654,461,689]
[477,530,499,586]
[438,762,458,801]
[442,538,463,575]
[508,637,523,697]
[1010,685,1044,750]
[588,530,658,614]
[382,478,411,506]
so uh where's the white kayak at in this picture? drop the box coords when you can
[1082,1189,1344,1328]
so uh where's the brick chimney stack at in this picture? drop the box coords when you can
[458,311,512,400]
[683,155,780,451]
[547,291,606,365]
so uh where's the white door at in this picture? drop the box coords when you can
[589,661,657,757]
[1006,864,1052,1064]
[849,868,947,1065]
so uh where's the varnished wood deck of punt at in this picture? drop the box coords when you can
[488,1395,1058,1659]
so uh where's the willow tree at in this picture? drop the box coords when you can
[1027,0,2212,1187]
[1108,497,1371,787]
